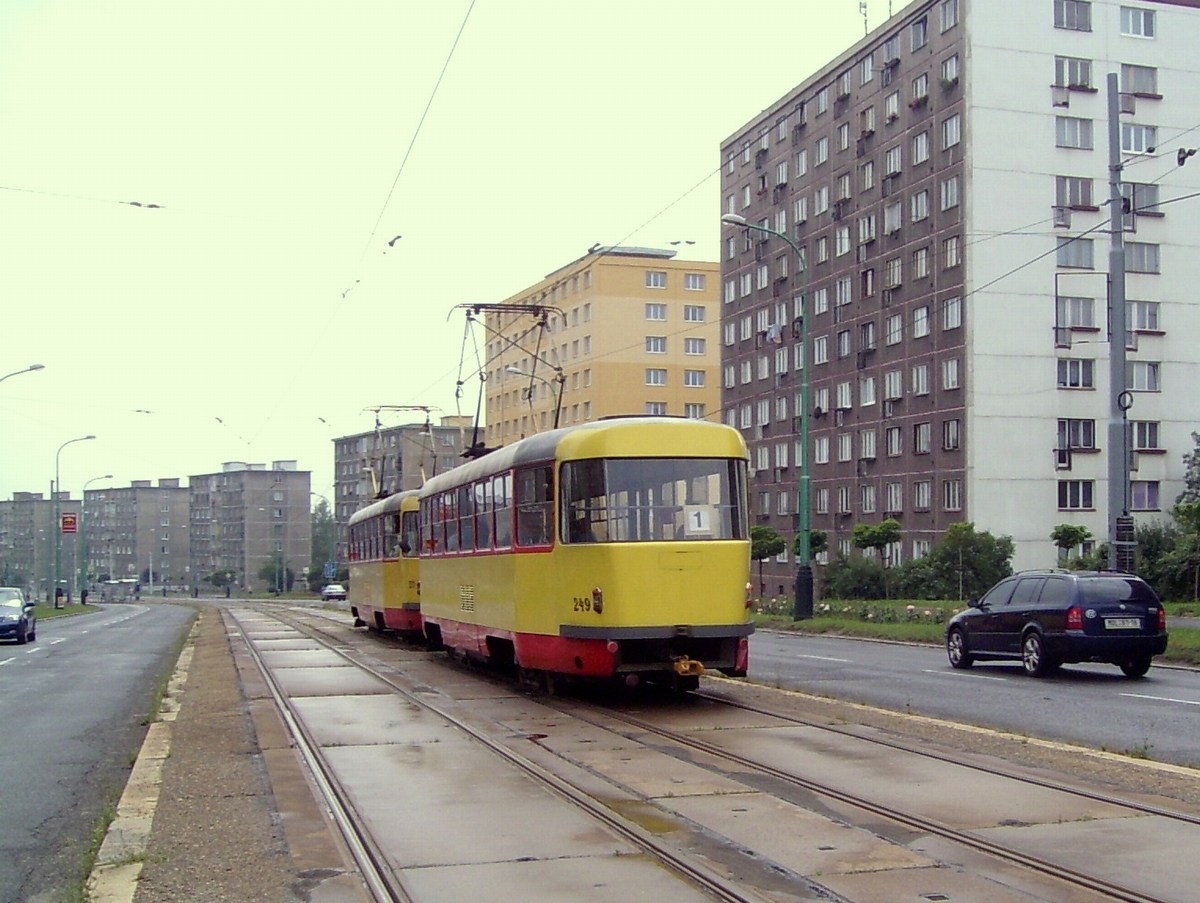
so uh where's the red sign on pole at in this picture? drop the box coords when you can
[61,512,78,534]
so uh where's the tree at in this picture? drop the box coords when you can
[851,519,902,564]
[1177,431,1200,505]
[792,529,828,559]
[257,552,294,593]
[1050,523,1092,561]
[308,498,337,591]
[823,553,887,600]
[750,525,786,595]
[891,522,1014,601]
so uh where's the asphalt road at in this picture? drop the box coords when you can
[749,630,1200,766]
[0,601,195,903]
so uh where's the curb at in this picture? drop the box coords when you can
[85,622,198,902]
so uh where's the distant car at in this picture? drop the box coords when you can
[946,570,1168,678]
[0,587,36,645]
[320,584,347,601]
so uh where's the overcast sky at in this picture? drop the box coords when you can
[1,0,875,503]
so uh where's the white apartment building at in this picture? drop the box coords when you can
[722,0,1200,591]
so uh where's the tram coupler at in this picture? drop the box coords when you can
[672,656,706,678]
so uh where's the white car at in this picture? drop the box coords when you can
[320,584,347,601]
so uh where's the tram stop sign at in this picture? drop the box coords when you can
[61,512,78,534]
[323,560,337,580]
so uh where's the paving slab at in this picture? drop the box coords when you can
[291,693,454,747]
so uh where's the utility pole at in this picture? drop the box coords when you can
[1106,72,1135,571]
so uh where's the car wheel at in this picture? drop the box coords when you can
[1021,631,1054,677]
[946,628,974,669]
[1119,656,1152,678]
[15,624,28,645]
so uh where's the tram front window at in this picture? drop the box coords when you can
[561,458,746,543]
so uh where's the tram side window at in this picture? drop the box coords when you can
[401,511,418,556]
[516,464,554,546]
[561,459,607,543]
[493,474,513,548]
[474,481,491,549]
[457,485,474,551]
[385,513,402,558]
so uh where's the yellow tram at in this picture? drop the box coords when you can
[418,417,753,690]
[347,489,422,639]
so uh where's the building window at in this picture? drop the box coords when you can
[886,426,903,457]
[1122,123,1157,155]
[1129,299,1160,332]
[1133,420,1160,450]
[914,480,932,510]
[885,368,903,399]
[683,304,706,323]
[645,303,667,321]
[684,403,706,419]
[861,484,877,514]
[942,357,960,390]
[683,370,706,387]
[1058,480,1095,510]
[913,306,930,338]
[912,363,930,396]
[940,0,959,31]
[943,479,962,511]
[683,337,705,356]
[1057,295,1095,328]
[1058,418,1096,449]
[885,256,903,287]
[645,368,667,386]
[684,273,707,291]
[1131,481,1160,511]
[816,136,829,165]
[914,421,932,454]
[911,73,929,104]
[838,433,853,462]
[1057,358,1095,388]
[942,113,961,149]
[645,402,668,416]
[1127,360,1160,391]
[1121,63,1158,96]
[1120,5,1155,37]
[943,235,961,269]
[645,271,667,289]
[645,336,666,354]
[941,54,959,84]
[911,16,928,50]
[814,435,830,465]
[911,189,930,222]
[942,296,962,330]
[913,245,930,278]
[886,313,903,345]
[886,482,903,514]
[885,143,902,175]
[1055,55,1092,89]
[1057,175,1094,208]
[942,419,960,451]
[1054,0,1092,31]
[1126,241,1160,273]
[1056,116,1094,149]
[1057,236,1094,268]
[940,175,959,211]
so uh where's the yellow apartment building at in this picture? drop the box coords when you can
[484,246,721,446]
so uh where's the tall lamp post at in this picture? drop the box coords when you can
[53,434,96,605]
[506,365,566,429]
[0,363,45,385]
[722,213,814,619]
[78,474,113,599]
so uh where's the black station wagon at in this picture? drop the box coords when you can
[946,570,1168,678]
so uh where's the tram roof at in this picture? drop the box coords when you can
[346,488,420,525]
[421,417,747,496]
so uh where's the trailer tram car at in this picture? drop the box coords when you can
[347,490,423,640]
[417,417,753,691]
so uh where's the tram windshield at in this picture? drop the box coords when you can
[561,457,747,543]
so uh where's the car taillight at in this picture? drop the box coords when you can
[1158,607,1166,630]
[1066,606,1084,630]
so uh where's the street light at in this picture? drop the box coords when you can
[0,363,45,385]
[721,212,814,619]
[53,435,96,606]
[78,474,113,599]
[506,365,566,429]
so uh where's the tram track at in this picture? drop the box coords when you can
[242,604,1199,903]
[236,605,779,903]
[561,696,1180,903]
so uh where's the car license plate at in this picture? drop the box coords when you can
[1105,617,1141,630]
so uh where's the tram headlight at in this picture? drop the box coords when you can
[592,586,603,614]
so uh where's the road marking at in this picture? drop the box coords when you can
[923,669,1007,681]
[50,637,67,645]
[0,657,14,666]
[1121,692,1200,707]
[795,653,852,663]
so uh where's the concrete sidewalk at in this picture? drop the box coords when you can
[87,607,367,903]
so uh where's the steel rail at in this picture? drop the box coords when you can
[572,700,1178,903]
[228,610,415,903]
[257,607,772,903]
